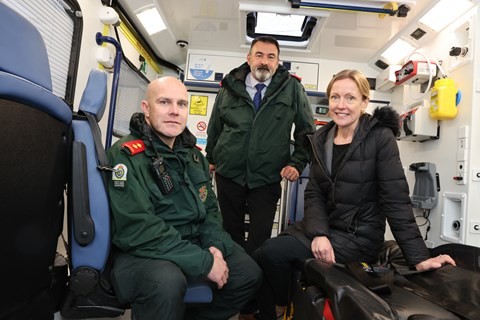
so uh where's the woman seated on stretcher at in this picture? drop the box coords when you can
[253,69,455,320]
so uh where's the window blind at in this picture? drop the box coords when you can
[113,59,149,137]
[2,0,74,99]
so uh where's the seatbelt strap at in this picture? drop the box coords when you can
[84,112,112,183]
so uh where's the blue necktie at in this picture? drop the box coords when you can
[253,83,266,112]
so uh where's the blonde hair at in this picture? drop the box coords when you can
[326,69,370,101]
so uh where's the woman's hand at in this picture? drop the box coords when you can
[415,254,456,271]
[311,236,336,263]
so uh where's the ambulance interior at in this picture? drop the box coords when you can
[2,0,480,319]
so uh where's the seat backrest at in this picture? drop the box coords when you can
[60,69,127,319]
[288,164,310,224]
[69,69,110,272]
[0,3,72,319]
[294,164,310,222]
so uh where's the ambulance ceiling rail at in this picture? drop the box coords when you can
[288,0,416,17]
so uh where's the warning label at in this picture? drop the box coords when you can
[189,95,208,116]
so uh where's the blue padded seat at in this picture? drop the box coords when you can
[70,69,111,273]
[0,3,71,123]
[61,69,125,318]
[0,3,72,319]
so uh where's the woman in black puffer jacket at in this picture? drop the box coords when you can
[253,69,455,320]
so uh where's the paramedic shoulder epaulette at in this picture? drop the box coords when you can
[121,139,145,155]
[290,73,302,82]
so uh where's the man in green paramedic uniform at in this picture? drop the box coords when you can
[107,77,262,320]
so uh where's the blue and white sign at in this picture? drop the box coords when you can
[189,56,214,80]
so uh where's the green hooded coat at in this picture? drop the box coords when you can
[107,113,235,277]
[206,62,316,188]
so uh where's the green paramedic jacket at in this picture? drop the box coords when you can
[206,62,316,188]
[107,113,235,277]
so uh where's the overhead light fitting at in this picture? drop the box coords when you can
[419,0,473,32]
[136,6,166,35]
[381,39,416,65]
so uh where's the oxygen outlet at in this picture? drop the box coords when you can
[452,220,461,231]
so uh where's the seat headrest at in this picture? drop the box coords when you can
[79,69,108,122]
[0,3,52,91]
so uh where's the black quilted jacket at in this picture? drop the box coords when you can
[286,107,430,266]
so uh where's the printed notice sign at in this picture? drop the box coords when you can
[189,95,208,116]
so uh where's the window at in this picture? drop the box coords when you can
[246,12,317,48]
[113,58,149,137]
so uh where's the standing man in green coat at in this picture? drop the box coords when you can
[206,36,315,255]
[206,36,315,319]
[107,77,262,320]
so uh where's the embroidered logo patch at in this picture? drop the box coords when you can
[198,185,208,202]
[112,164,127,188]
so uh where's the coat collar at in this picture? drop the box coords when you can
[128,112,197,156]
[309,106,400,175]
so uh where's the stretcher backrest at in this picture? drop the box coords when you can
[303,242,480,320]
[0,3,72,318]
[304,258,464,320]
